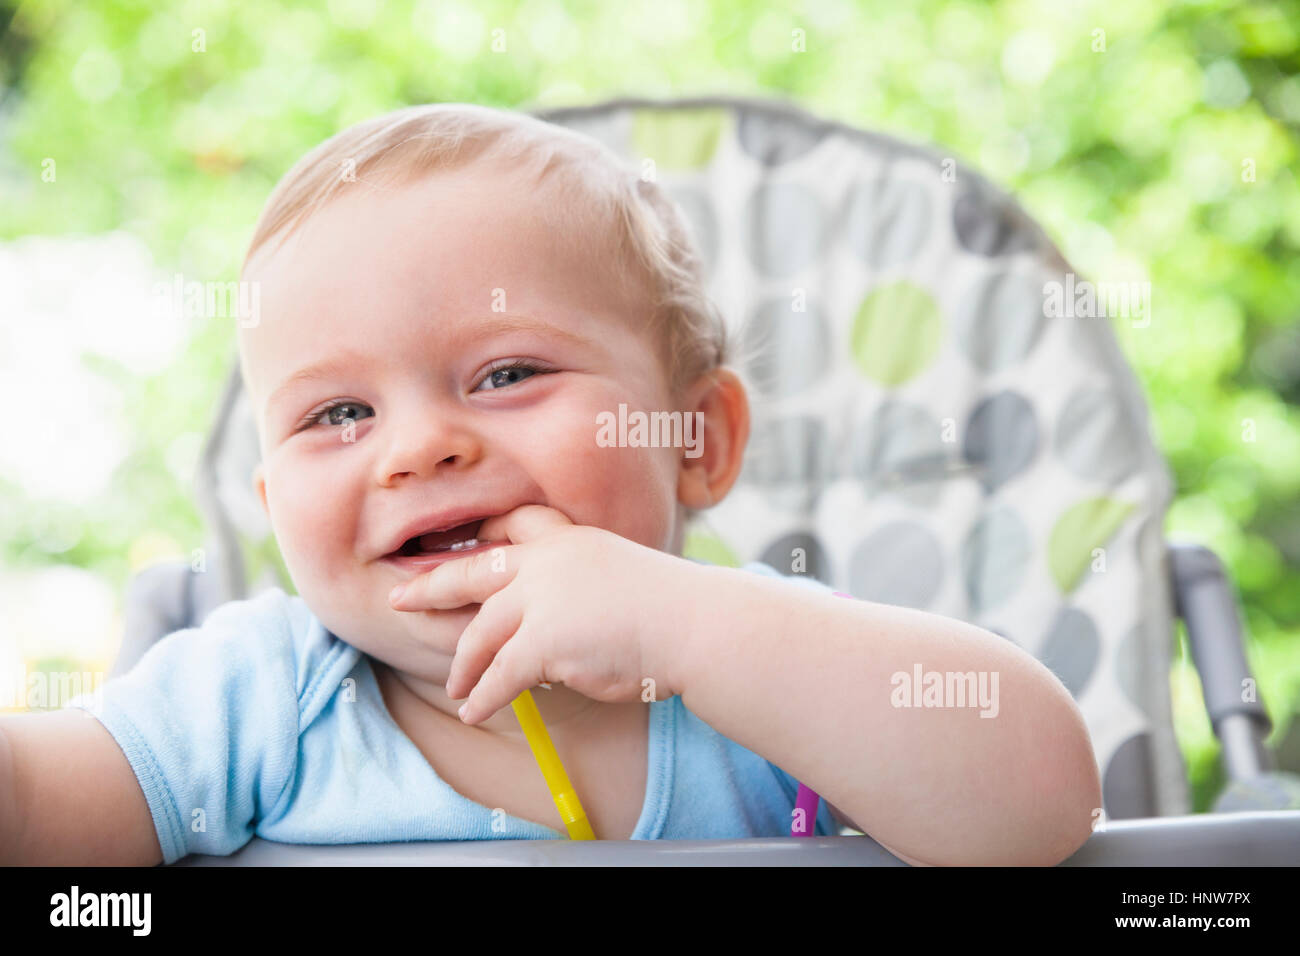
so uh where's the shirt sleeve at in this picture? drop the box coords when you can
[738,560,846,837]
[65,587,305,863]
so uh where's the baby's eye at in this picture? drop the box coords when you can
[473,361,548,392]
[305,401,374,430]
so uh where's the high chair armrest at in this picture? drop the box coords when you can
[1061,809,1300,866]
[1168,542,1274,782]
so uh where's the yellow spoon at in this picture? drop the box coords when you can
[510,688,596,840]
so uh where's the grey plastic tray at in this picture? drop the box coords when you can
[172,809,1300,866]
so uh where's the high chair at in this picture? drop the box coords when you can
[110,95,1300,865]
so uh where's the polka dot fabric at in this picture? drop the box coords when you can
[535,97,1185,819]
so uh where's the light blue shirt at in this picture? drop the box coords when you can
[69,559,840,863]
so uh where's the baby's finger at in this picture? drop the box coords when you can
[474,504,572,548]
[457,623,544,725]
[445,592,523,702]
[390,543,518,610]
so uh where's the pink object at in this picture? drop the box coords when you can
[790,589,854,837]
[792,783,820,837]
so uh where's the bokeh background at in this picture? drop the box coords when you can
[1,0,1297,812]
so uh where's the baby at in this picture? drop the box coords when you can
[0,104,1101,866]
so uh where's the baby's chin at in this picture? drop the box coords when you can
[343,601,480,680]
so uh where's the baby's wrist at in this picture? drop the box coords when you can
[653,558,743,702]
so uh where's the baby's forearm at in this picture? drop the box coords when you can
[669,565,1102,866]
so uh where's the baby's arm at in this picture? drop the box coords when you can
[0,710,162,865]
[672,563,1102,866]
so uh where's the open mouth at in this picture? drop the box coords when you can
[388,518,487,558]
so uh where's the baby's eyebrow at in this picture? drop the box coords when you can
[267,350,375,412]
[461,312,592,351]
[265,313,593,411]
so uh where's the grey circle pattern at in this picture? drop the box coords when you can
[852,401,951,508]
[953,177,1044,257]
[760,531,833,583]
[849,521,944,610]
[961,507,1033,614]
[962,391,1039,491]
[741,182,828,277]
[1037,606,1101,698]
[738,109,828,166]
[1103,732,1156,820]
[742,416,829,514]
[842,177,932,268]
[1054,387,1143,484]
[663,184,719,278]
[740,296,832,399]
[1115,624,1159,720]
[954,270,1050,373]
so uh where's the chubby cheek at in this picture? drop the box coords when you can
[536,434,679,550]
[262,456,417,659]
[262,454,363,599]
[517,388,682,550]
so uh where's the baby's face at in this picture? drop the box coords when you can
[241,164,687,681]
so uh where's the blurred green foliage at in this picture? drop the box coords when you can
[1,0,1297,810]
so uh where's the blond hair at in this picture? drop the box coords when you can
[240,103,728,401]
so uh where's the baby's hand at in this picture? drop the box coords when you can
[387,505,703,724]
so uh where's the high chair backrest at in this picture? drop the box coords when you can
[193,95,1186,821]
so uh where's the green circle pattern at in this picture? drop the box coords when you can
[631,109,727,171]
[851,281,944,386]
[1048,497,1136,594]
[683,529,741,568]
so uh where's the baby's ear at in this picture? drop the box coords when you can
[252,463,269,516]
[675,367,750,511]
